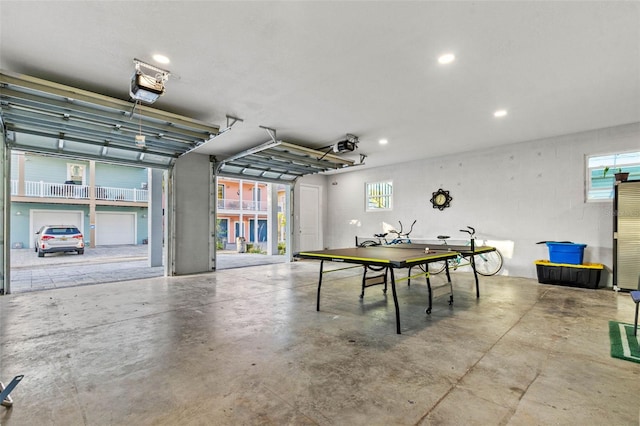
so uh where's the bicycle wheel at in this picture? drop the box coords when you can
[427,260,447,274]
[473,250,503,276]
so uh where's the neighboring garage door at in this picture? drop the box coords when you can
[31,210,84,249]
[96,212,136,245]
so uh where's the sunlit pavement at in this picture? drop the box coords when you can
[8,246,287,293]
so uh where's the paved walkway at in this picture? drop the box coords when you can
[8,246,287,293]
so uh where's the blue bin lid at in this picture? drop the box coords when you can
[546,242,587,248]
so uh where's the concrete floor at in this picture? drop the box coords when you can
[1,261,639,425]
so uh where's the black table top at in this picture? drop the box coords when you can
[297,246,458,268]
[379,243,496,255]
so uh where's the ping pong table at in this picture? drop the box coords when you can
[388,243,497,298]
[296,246,458,334]
[298,242,498,334]
[355,238,497,299]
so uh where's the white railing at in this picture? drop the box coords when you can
[95,186,148,202]
[12,180,148,203]
[218,198,267,212]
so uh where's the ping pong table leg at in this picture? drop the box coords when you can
[316,260,324,311]
[425,270,433,314]
[470,255,480,298]
[389,268,401,334]
[444,262,454,305]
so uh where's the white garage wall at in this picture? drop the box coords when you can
[323,122,640,284]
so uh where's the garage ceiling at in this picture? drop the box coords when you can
[0,2,639,170]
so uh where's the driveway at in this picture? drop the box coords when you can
[8,246,287,293]
[9,245,162,293]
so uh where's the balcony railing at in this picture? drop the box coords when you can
[12,180,148,202]
[217,198,267,212]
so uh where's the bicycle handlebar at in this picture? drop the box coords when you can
[459,226,476,236]
[388,220,417,238]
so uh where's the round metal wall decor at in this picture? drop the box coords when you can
[430,188,452,210]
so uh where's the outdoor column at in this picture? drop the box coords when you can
[89,161,96,248]
[148,168,163,267]
[267,183,278,255]
[17,152,25,196]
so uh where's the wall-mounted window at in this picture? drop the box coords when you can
[586,151,640,201]
[366,181,393,211]
[67,163,86,184]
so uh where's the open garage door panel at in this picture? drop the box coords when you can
[0,71,220,169]
[216,140,356,183]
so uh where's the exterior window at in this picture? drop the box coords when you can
[67,163,86,184]
[366,181,393,211]
[586,151,640,201]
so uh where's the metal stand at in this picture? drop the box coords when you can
[360,265,388,298]
[1,375,24,408]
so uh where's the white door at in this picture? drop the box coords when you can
[96,212,136,245]
[30,210,84,248]
[299,184,321,251]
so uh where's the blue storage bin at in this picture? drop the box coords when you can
[545,242,587,265]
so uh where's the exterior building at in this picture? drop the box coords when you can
[10,151,287,253]
[10,151,149,249]
[216,177,287,252]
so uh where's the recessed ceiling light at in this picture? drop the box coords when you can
[494,109,508,118]
[379,139,388,145]
[152,54,170,64]
[438,53,455,64]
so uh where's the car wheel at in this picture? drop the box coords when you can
[37,249,45,258]
[77,249,84,255]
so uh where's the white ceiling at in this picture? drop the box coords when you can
[1,1,638,171]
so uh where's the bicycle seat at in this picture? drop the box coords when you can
[359,240,380,247]
[437,235,450,240]
[374,233,388,238]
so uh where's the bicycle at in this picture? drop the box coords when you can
[355,220,416,298]
[427,226,503,276]
[370,220,417,245]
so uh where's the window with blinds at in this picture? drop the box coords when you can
[366,181,393,211]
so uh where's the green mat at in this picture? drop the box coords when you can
[609,321,640,364]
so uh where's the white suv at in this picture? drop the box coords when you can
[34,225,85,257]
